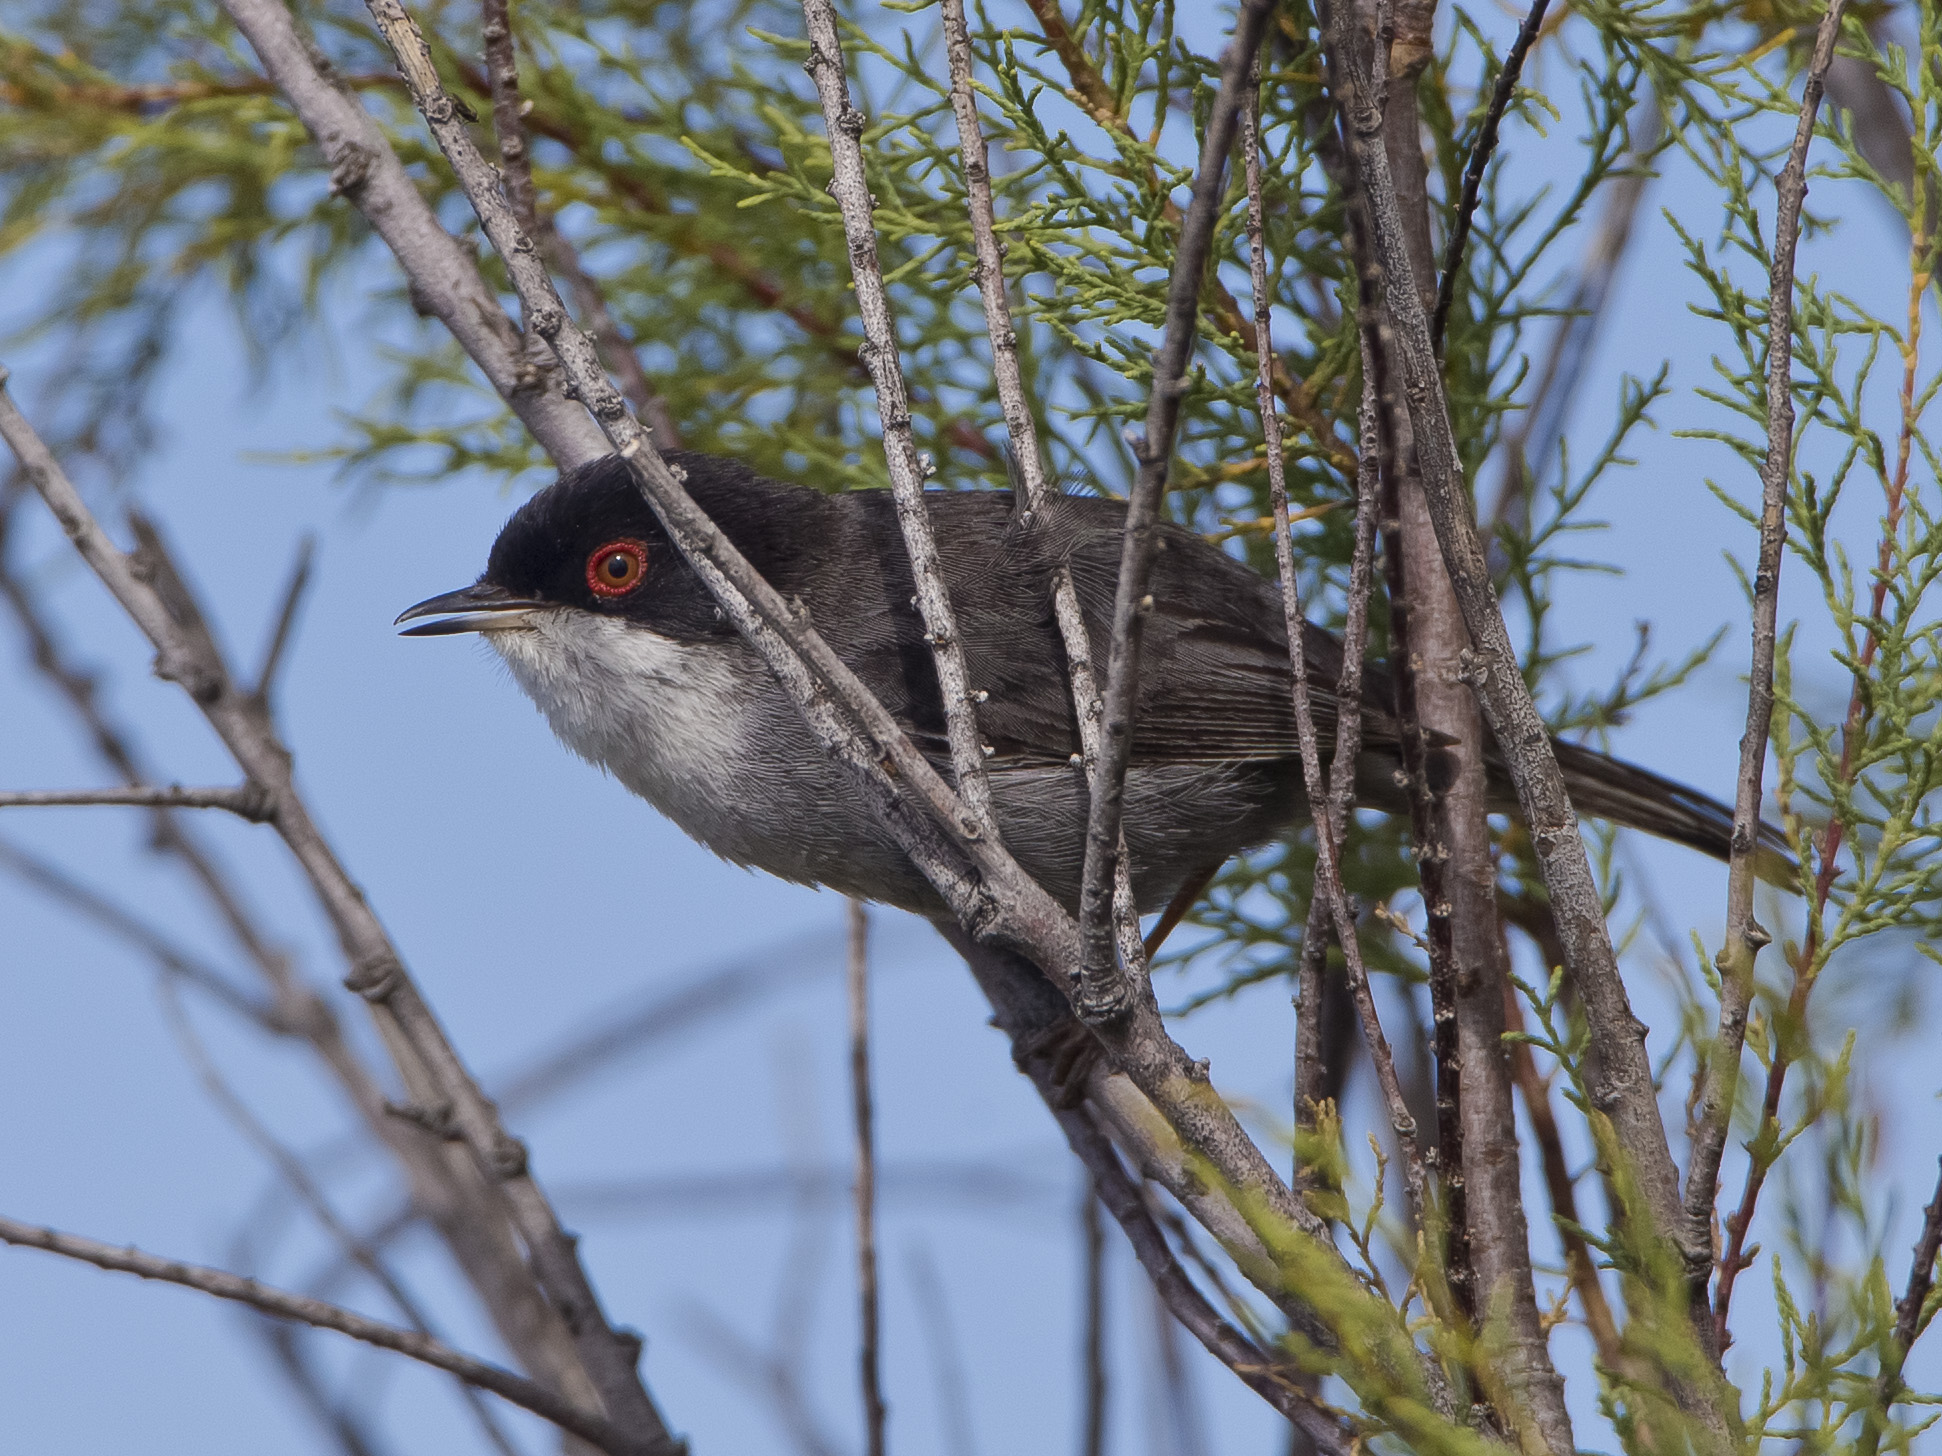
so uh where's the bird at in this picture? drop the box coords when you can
[398,451,1786,920]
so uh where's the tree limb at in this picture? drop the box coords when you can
[0,783,273,818]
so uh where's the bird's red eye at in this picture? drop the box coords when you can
[586,539,647,598]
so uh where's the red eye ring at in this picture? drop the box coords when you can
[586,539,648,598]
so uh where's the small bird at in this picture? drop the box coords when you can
[400,452,1782,918]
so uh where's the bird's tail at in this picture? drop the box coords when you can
[1549,738,1796,885]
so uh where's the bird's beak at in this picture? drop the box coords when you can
[395,583,546,637]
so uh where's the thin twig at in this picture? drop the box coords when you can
[250,533,314,703]
[478,0,678,443]
[1431,0,1553,350]
[216,0,605,466]
[1245,61,1434,1240]
[847,899,887,1456]
[799,0,1000,842]
[0,783,273,818]
[0,368,680,1452]
[1686,0,1851,1304]
[1075,0,1277,1016]
[1080,1181,1108,1456]
[0,1215,646,1455]
[937,0,1143,970]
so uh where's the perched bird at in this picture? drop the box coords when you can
[400,452,1782,918]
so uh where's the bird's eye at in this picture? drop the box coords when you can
[586,539,648,598]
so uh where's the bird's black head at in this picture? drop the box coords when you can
[397,453,778,640]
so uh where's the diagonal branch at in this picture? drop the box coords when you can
[1075,0,1278,1017]
[0,371,681,1454]
[0,1214,645,1456]
[798,0,1000,841]
[1684,0,1850,1285]
[937,0,1144,972]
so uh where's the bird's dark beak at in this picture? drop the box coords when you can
[396,582,546,637]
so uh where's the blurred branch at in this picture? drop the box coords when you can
[844,900,887,1456]
[249,533,313,705]
[0,1215,644,1455]
[158,975,523,1456]
[1690,0,1850,1330]
[1080,1184,1108,1456]
[0,783,273,818]
[906,1244,978,1456]
[0,370,678,1451]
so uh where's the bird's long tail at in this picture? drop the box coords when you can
[1549,738,1796,884]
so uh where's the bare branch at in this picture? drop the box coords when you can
[1431,0,1553,349]
[847,901,887,1456]
[0,783,273,819]
[1317,0,1707,1311]
[215,0,607,467]
[1244,62,1434,1246]
[346,0,1349,1341]
[1080,1183,1108,1456]
[250,533,314,704]
[798,0,1000,842]
[1686,0,1850,1282]
[0,1215,649,1456]
[0,369,680,1453]
[1075,0,1277,1017]
[157,976,523,1456]
[478,0,679,443]
[937,0,1144,973]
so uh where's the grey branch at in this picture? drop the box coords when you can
[1317,0,1709,1316]
[1242,66,1434,1240]
[1074,0,1277,1016]
[216,0,608,467]
[0,369,679,1452]
[0,1214,652,1455]
[0,783,273,819]
[936,0,1144,972]
[798,0,1000,842]
[846,901,887,1456]
[1685,0,1849,1286]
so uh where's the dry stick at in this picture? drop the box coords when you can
[1243,67,1434,1249]
[213,0,604,468]
[0,784,273,817]
[0,1215,645,1456]
[1294,354,1381,1170]
[0,375,680,1454]
[846,900,887,1456]
[936,0,1145,976]
[1683,0,1850,1291]
[0,506,596,1414]
[1080,1183,1108,1456]
[1317,0,1707,1316]
[478,0,679,445]
[1712,76,1919,1345]
[1429,0,1552,352]
[799,0,1000,844]
[1073,0,1278,1018]
[349,0,1343,1350]
[156,977,523,1456]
